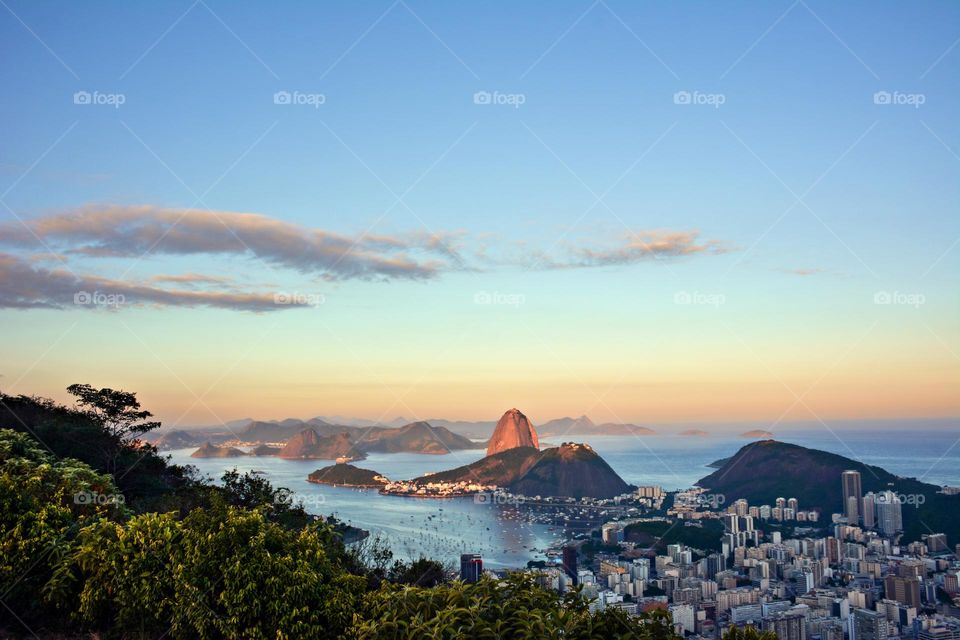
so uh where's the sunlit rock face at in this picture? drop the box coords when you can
[486,408,539,456]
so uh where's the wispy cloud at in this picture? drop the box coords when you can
[0,204,729,312]
[520,230,728,269]
[1,204,455,281]
[782,267,827,276]
[149,272,236,286]
[0,252,303,312]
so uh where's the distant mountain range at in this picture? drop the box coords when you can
[279,430,360,460]
[356,421,476,455]
[152,412,660,447]
[536,415,657,437]
[697,440,960,542]
[184,419,482,460]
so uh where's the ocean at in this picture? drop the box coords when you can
[167,426,960,569]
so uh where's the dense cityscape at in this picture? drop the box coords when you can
[456,470,960,639]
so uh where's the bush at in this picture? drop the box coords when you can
[0,429,126,621]
[46,504,366,639]
[350,573,677,639]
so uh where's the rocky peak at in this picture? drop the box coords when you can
[486,408,539,456]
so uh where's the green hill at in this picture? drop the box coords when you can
[697,440,959,543]
[308,463,388,487]
[413,443,633,499]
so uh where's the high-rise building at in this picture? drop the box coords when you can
[460,553,482,583]
[841,470,862,523]
[862,492,876,529]
[762,610,807,640]
[875,490,903,536]
[562,546,578,584]
[884,574,921,609]
[787,497,799,512]
[723,513,739,533]
[923,533,948,552]
[849,608,888,640]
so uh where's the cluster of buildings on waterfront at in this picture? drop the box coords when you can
[459,470,959,640]
[381,478,497,497]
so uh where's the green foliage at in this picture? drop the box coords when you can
[47,504,366,639]
[66,383,161,442]
[0,428,126,622]
[0,389,198,513]
[623,520,724,553]
[721,625,777,640]
[218,468,313,529]
[386,557,448,587]
[350,573,678,640]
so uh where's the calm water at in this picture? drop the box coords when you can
[168,426,960,568]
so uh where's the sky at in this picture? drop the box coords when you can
[1,1,958,427]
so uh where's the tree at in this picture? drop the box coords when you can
[0,429,126,626]
[47,504,366,639]
[387,557,449,587]
[0,389,199,512]
[722,626,777,640]
[351,573,680,639]
[66,383,160,442]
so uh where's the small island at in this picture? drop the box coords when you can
[740,429,774,438]
[677,429,709,437]
[307,463,389,487]
[190,442,247,458]
[249,444,281,456]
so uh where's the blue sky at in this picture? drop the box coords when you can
[1,1,958,425]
